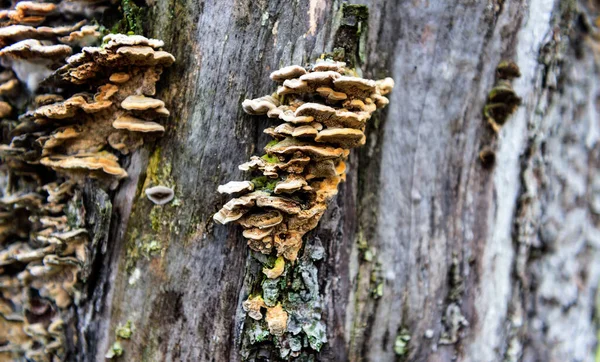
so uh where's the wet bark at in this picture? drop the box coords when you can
[76,0,600,361]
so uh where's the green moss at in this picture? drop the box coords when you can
[342,4,369,20]
[115,320,133,339]
[320,47,346,63]
[265,140,279,148]
[250,176,278,191]
[140,237,162,255]
[146,147,162,184]
[125,228,140,272]
[150,206,162,232]
[370,262,384,299]
[121,0,145,35]
[105,341,124,359]
[373,282,383,298]
[125,228,163,272]
[261,154,279,163]
[448,253,463,301]
[107,0,146,36]
[247,319,271,344]
[394,328,411,356]
[331,3,370,67]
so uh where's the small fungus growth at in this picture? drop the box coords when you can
[0,0,175,356]
[215,59,394,356]
[484,60,521,132]
[145,185,175,205]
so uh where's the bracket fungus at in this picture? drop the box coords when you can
[8,33,176,187]
[214,60,394,351]
[0,3,175,355]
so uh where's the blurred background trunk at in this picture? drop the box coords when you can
[76,0,600,361]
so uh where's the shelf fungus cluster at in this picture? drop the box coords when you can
[7,34,175,188]
[214,59,393,354]
[0,0,108,93]
[0,5,174,355]
[0,181,88,361]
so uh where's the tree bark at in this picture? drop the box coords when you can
[76,0,600,361]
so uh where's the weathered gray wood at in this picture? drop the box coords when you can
[75,0,600,361]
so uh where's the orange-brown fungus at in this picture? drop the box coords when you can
[215,60,394,269]
[0,20,174,360]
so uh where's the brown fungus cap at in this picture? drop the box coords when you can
[0,101,11,118]
[0,2,55,27]
[34,95,110,119]
[313,59,346,72]
[0,39,71,60]
[333,76,376,97]
[277,78,310,96]
[109,72,130,83]
[0,77,18,96]
[376,77,395,95]
[217,181,254,195]
[265,304,288,336]
[15,2,56,17]
[243,227,274,241]
[58,25,100,47]
[279,110,313,125]
[255,194,301,214]
[113,115,165,133]
[316,86,347,101]
[40,152,128,180]
[0,21,86,44]
[213,207,248,225]
[242,95,279,115]
[116,46,176,66]
[291,125,318,138]
[274,174,307,194]
[266,137,345,160]
[270,65,306,82]
[239,210,283,229]
[242,295,266,320]
[262,256,285,279]
[103,33,165,49]
[299,70,341,85]
[222,191,268,211]
[314,128,366,148]
[121,95,165,110]
[294,103,368,129]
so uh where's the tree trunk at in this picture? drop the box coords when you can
[76,0,600,361]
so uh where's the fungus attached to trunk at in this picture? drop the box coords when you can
[214,61,394,351]
[145,185,175,205]
[484,61,521,132]
[0,19,175,359]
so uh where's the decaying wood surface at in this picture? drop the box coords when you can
[73,0,600,361]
